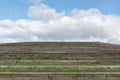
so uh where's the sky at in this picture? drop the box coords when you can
[0,0,120,43]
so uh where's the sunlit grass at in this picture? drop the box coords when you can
[0,69,120,72]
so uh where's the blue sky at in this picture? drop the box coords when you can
[0,0,120,43]
[0,0,120,20]
[43,0,120,14]
[0,0,29,20]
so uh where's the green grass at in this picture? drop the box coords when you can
[0,63,120,66]
[0,69,120,72]
[1,64,120,66]
[0,78,119,80]
[1,54,120,60]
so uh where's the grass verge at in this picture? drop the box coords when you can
[0,69,120,72]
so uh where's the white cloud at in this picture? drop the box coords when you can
[28,4,64,21]
[0,3,120,44]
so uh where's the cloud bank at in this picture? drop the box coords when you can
[0,2,120,43]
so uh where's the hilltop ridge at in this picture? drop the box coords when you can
[0,42,119,54]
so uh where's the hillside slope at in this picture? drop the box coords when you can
[0,42,120,54]
[0,42,120,80]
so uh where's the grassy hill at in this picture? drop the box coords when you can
[0,42,120,80]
